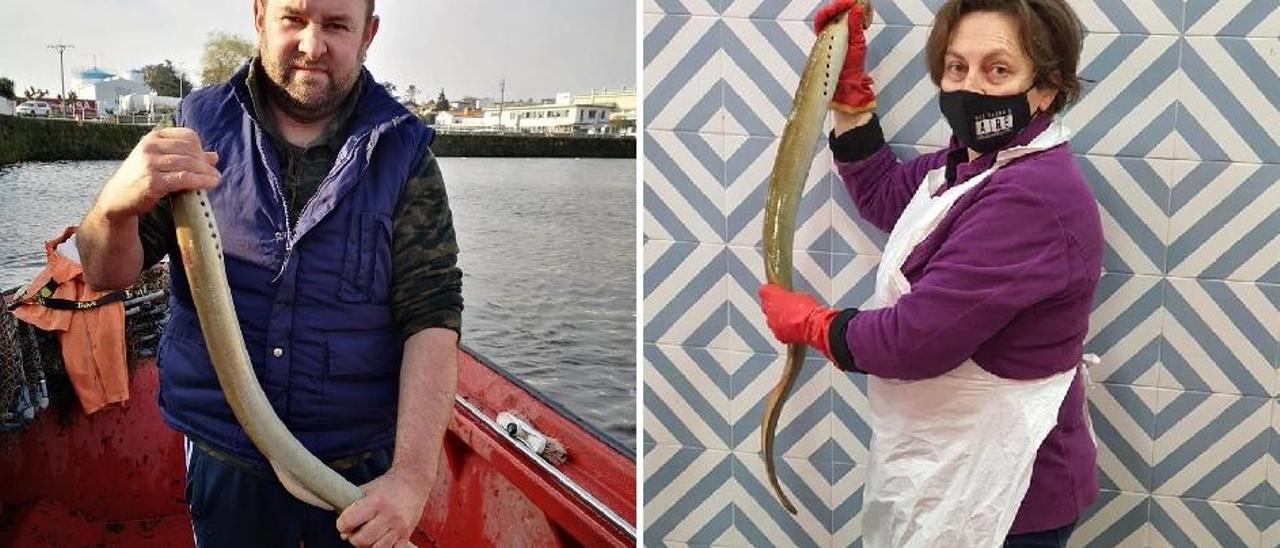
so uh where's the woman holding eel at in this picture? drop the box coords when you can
[758,1,1102,545]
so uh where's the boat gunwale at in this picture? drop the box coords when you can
[460,341,636,461]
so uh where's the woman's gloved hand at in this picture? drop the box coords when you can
[758,283,838,361]
[813,0,877,115]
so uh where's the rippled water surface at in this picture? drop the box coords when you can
[0,158,636,452]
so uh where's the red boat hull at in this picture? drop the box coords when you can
[0,349,635,547]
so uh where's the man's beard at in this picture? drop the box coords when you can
[259,46,364,123]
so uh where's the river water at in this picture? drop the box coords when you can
[0,158,636,453]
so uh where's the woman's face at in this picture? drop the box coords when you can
[939,11,1057,114]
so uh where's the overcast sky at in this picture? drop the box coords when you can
[0,0,636,101]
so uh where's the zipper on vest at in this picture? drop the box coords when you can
[286,132,367,251]
[251,127,295,283]
[260,113,411,282]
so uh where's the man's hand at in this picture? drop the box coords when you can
[96,127,220,221]
[336,328,455,547]
[78,126,221,290]
[336,467,433,548]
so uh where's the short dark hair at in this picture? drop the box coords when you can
[926,0,1083,114]
[259,0,375,22]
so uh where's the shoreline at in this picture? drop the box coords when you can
[0,115,636,167]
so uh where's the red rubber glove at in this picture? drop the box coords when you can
[813,1,877,115]
[758,283,839,362]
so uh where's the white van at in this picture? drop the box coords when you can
[15,101,51,117]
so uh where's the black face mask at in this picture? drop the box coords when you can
[939,88,1034,154]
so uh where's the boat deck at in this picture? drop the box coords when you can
[0,350,636,547]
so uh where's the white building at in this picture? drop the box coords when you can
[572,87,635,135]
[449,96,484,111]
[429,88,633,135]
[73,77,153,115]
[118,93,181,115]
[483,100,614,134]
[435,109,488,129]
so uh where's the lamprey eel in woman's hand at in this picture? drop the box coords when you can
[760,2,869,515]
[172,190,370,511]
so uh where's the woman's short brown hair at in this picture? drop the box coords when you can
[925,0,1084,114]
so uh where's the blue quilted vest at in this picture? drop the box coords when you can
[157,64,433,464]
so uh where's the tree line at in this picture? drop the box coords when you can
[3,31,464,121]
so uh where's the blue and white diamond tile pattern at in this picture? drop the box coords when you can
[1157,279,1280,397]
[645,130,726,244]
[1177,37,1280,164]
[1167,161,1280,283]
[644,344,734,450]
[1150,390,1271,505]
[721,18,825,136]
[645,0,721,17]
[1064,33,1180,160]
[1184,0,1280,38]
[645,14,724,133]
[1089,384,1157,495]
[1076,155,1173,276]
[643,239,727,348]
[724,134,832,250]
[1085,274,1164,387]
[727,350,831,460]
[830,360,870,466]
[643,445,736,545]
[720,0,820,21]
[1146,496,1271,546]
[1072,0,1182,35]
[1068,490,1152,548]
[644,0,1280,545]
[725,245,832,355]
[730,453,835,547]
[864,24,948,148]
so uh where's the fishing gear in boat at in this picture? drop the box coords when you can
[0,264,170,431]
[5,278,128,311]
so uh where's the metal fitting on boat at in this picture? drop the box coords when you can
[498,412,548,455]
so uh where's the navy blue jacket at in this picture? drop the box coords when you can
[157,64,433,464]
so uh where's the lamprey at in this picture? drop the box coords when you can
[172,190,364,510]
[760,3,868,515]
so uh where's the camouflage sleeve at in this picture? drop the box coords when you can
[139,113,178,269]
[138,198,176,270]
[390,148,464,339]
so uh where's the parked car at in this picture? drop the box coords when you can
[15,101,51,117]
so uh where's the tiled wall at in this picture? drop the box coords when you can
[642,0,1280,545]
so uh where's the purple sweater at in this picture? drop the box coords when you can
[829,114,1102,534]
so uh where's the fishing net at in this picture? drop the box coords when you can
[0,262,171,432]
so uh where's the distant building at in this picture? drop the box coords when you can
[70,65,153,116]
[450,96,483,111]
[435,108,488,128]
[73,76,153,116]
[428,87,635,135]
[117,93,181,115]
[483,101,614,134]
[572,87,635,111]
[572,87,635,135]
[75,67,116,84]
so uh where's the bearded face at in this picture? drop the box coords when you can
[254,0,378,122]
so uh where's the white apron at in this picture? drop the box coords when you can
[860,120,1097,548]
